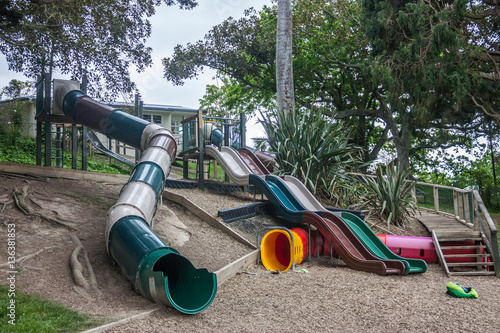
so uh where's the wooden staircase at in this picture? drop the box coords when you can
[432,230,495,276]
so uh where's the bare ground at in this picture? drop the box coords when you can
[1,171,500,333]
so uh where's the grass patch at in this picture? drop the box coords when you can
[0,285,101,332]
[0,137,131,175]
[175,159,226,181]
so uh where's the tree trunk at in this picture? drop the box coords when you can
[276,0,295,115]
[392,111,412,170]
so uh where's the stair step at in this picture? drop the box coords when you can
[438,238,483,242]
[448,271,496,276]
[441,245,486,250]
[447,262,494,267]
[443,253,491,258]
[435,231,481,237]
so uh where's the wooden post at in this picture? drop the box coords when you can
[134,94,142,164]
[81,76,88,171]
[183,155,189,179]
[433,186,439,213]
[44,73,52,167]
[458,192,464,221]
[464,191,471,224]
[71,124,78,169]
[472,194,479,230]
[453,190,459,218]
[198,109,204,191]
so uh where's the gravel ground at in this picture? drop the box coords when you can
[1,172,500,332]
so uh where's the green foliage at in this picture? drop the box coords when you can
[199,74,270,118]
[0,0,197,100]
[0,100,31,146]
[329,177,367,209]
[362,162,418,229]
[164,7,277,110]
[0,137,37,164]
[0,137,131,175]
[0,284,99,332]
[1,80,34,99]
[260,107,364,201]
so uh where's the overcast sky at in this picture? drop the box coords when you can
[0,0,271,141]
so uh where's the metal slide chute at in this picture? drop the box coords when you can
[54,83,216,314]
[87,129,135,167]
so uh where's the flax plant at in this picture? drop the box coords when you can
[362,162,418,230]
[260,108,363,201]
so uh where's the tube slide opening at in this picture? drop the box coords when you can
[137,249,217,314]
[261,229,305,272]
[152,254,217,312]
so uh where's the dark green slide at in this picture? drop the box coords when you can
[338,212,427,274]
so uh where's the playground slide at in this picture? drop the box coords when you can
[254,150,277,172]
[87,130,135,167]
[238,147,270,176]
[205,146,412,275]
[249,174,406,276]
[281,176,427,274]
[337,212,427,273]
[204,145,252,185]
[54,83,216,314]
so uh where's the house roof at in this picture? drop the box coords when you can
[110,101,198,113]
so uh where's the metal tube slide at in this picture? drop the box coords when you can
[203,121,224,147]
[54,84,216,314]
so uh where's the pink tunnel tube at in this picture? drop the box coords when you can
[377,234,483,264]
[377,234,438,263]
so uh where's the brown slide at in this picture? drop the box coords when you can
[239,147,271,175]
[303,211,406,276]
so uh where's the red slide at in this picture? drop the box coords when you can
[303,211,406,275]
[238,147,271,175]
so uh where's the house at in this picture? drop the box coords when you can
[1,97,198,160]
[98,102,199,158]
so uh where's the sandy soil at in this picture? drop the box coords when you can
[1,171,500,333]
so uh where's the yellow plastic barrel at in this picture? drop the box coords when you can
[260,228,307,272]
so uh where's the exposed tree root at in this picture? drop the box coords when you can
[69,235,101,295]
[12,185,77,231]
[0,247,53,269]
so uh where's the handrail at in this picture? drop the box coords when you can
[414,182,499,277]
[351,171,500,277]
[472,190,500,277]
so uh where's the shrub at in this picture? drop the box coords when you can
[362,162,418,229]
[260,107,364,201]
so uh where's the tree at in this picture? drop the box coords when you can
[361,0,500,168]
[163,0,498,170]
[0,79,34,99]
[0,80,35,144]
[0,0,197,99]
[276,0,295,115]
[199,74,274,118]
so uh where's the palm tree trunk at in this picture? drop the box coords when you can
[276,0,295,115]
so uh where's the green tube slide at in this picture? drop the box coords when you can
[55,85,217,314]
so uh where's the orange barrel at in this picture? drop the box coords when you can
[260,228,307,272]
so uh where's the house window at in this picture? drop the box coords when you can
[171,121,180,134]
[143,114,162,125]
[152,115,162,124]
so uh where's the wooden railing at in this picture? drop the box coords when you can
[415,182,500,277]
